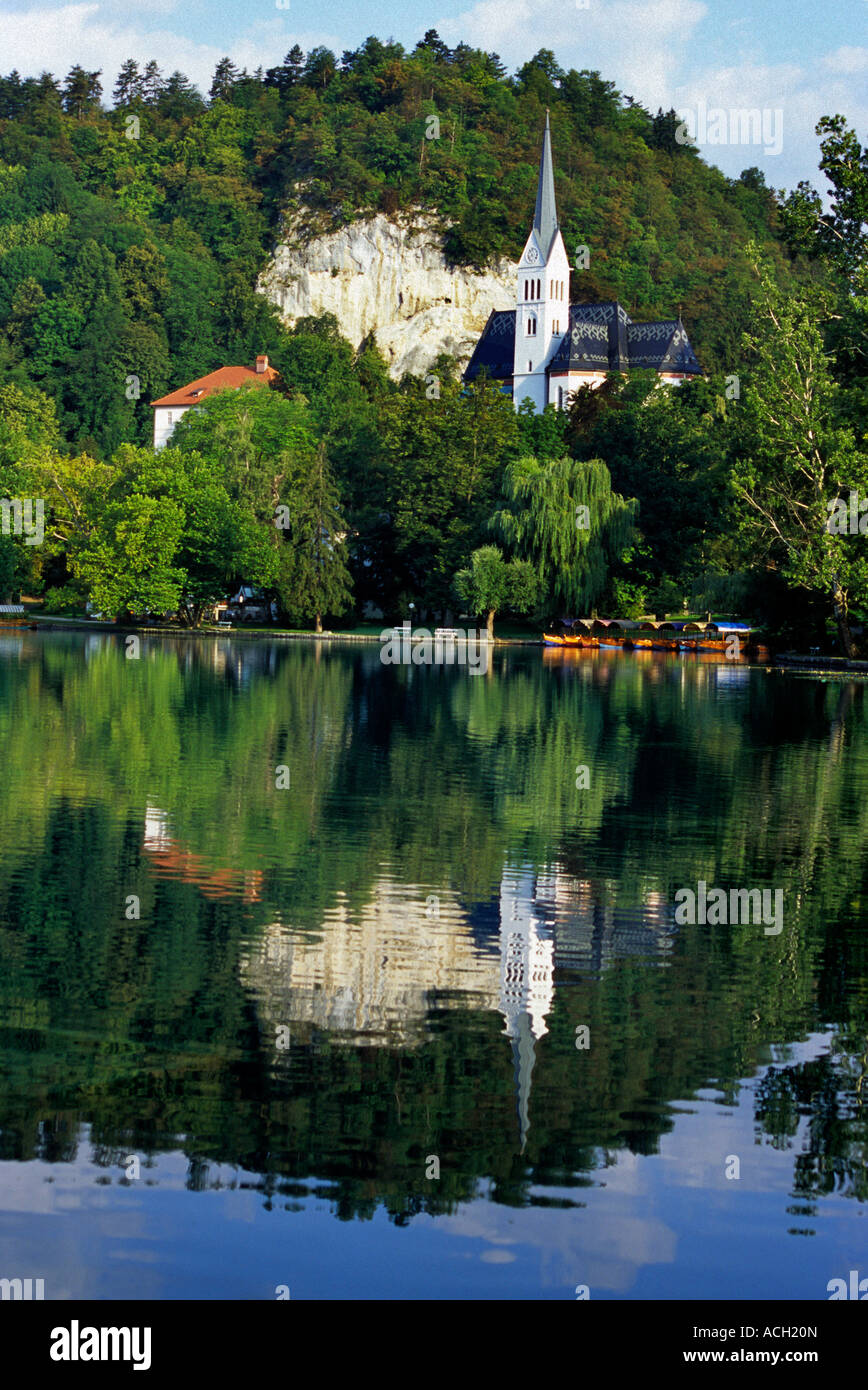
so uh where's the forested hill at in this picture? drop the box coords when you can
[0,34,811,454]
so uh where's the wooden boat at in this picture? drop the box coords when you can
[631,635,681,651]
[542,632,598,648]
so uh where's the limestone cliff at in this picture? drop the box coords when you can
[258,211,515,379]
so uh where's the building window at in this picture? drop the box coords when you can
[558,387,564,409]
[526,316,537,336]
[166,412,173,426]
[528,361,533,373]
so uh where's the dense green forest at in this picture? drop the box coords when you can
[0,37,865,647]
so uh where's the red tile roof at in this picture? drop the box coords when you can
[151,363,278,409]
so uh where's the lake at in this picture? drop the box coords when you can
[0,632,866,1300]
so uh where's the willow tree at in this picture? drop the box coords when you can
[489,454,638,616]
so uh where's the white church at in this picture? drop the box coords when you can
[464,112,701,411]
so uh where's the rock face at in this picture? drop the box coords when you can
[259,211,515,379]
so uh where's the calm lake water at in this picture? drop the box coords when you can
[1,632,866,1300]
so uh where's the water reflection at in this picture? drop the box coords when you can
[0,633,866,1297]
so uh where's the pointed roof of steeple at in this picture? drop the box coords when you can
[533,109,559,259]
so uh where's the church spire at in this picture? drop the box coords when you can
[533,109,559,258]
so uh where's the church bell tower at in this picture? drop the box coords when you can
[512,110,571,412]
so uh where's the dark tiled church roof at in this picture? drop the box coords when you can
[463,309,519,381]
[626,320,701,373]
[464,301,701,382]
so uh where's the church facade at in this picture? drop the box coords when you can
[463,112,701,412]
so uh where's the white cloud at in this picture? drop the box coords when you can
[437,0,708,106]
[822,45,868,74]
[435,0,864,190]
[672,59,868,190]
[2,4,340,96]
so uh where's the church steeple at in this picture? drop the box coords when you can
[512,111,570,413]
[533,109,559,258]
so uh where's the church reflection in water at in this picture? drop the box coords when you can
[239,866,676,1150]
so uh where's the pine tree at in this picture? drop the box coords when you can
[113,60,142,107]
[61,65,102,118]
[278,444,352,630]
[264,46,305,97]
[141,60,163,105]
[209,57,239,104]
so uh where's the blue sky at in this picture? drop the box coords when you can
[2,0,866,192]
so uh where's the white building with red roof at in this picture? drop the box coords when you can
[151,355,279,448]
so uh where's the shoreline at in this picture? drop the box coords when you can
[9,618,868,672]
